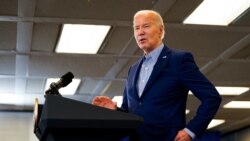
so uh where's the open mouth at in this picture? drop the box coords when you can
[139,38,146,43]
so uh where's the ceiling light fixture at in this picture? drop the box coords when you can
[185,109,190,114]
[224,101,250,109]
[112,96,123,107]
[56,24,111,54]
[0,93,24,105]
[183,0,250,26]
[189,86,249,95]
[207,119,225,129]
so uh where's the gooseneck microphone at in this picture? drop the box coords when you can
[45,72,74,96]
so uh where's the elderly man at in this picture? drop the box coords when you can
[93,10,221,141]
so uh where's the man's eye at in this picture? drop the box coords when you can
[134,27,139,30]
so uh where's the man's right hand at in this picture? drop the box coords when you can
[92,96,117,110]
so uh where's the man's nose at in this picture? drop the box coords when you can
[137,28,145,35]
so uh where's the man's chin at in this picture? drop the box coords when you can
[140,46,150,51]
[138,44,148,49]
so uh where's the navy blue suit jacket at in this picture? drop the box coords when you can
[120,45,221,141]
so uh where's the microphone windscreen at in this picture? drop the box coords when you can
[61,72,74,87]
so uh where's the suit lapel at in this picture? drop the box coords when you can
[141,46,171,98]
[131,57,144,99]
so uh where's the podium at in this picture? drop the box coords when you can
[33,95,143,141]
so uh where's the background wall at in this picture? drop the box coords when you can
[0,112,38,141]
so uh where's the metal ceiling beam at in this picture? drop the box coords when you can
[201,34,250,74]
[15,0,36,94]
[89,37,136,98]
[0,50,141,59]
[0,16,132,26]
[219,116,250,134]
[152,0,177,15]
[2,50,250,63]
[1,16,250,32]
[18,0,36,17]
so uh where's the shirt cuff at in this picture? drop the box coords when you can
[184,128,196,139]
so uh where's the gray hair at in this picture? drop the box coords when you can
[133,10,165,39]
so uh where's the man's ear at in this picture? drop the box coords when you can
[159,25,164,38]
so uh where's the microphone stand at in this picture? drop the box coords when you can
[44,82,62,98]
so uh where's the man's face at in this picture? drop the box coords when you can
[133,13,163,54]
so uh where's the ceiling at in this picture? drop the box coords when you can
[0,0,250,135]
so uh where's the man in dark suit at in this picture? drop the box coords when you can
[92,10,221,141]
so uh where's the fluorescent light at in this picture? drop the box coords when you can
[112,96,123,107]
[189,86,249,95]
[183,0,250,26]
[56,24,111,54]
[185,109,190,114]
[216,86,249,95]
[224,101,250,109]
[0,94,45,106]
[45,78,81,95]
[207,119,225,129]
[0,93,24,105]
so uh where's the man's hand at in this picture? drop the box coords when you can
[92,96,117,110]
[174,129,192,141]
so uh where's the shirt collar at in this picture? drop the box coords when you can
[144,43,164,62]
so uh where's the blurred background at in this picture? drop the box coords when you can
[0,0,249,140]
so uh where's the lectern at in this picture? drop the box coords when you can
[33,95,143,141]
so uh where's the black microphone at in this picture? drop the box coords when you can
[45,72,74,96]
